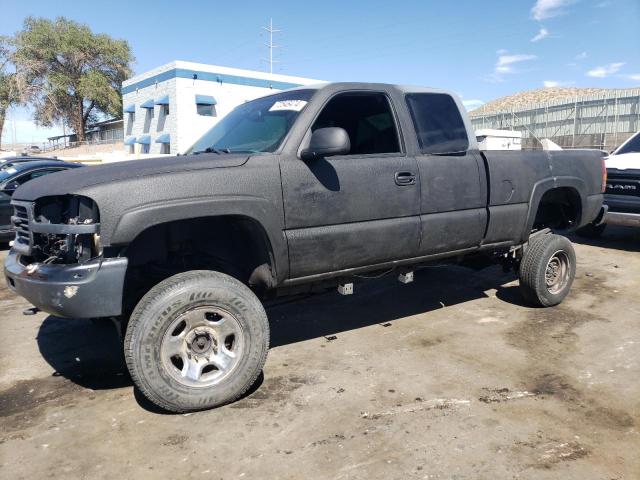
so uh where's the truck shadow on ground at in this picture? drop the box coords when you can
[36,264,517,412]
[568,225,640,252]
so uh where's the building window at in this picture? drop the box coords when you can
[126,112,135,135]
[197,103,215,116]
[143,108,154,133]
[160,143,170,154]
[141,143,150,154]
[163,104,170,116]
[128,144,135,154]
[196,95,217,117]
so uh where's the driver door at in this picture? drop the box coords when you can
[280,91,421,278]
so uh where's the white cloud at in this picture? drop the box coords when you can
[497,54,538,67]
[587,62,625,78]
[575,51,588,60]
[543,80,574,87]
[487,53,537,82]
[531,0,574,21]
[626,74,640,81]
[531,28,549,42]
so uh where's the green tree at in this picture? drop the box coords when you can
[0,36,20,150]
[14,17,133,142]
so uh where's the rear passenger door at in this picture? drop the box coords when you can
[405,93,488,254]
[281,91,421,278]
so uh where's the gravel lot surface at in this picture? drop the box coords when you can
[1,227,638,479]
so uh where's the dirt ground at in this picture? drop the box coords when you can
[0,227,638,480]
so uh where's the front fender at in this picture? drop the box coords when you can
[110,195,288,281]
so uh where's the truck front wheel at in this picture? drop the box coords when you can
[518,234,576,307]
[124,270,269,412]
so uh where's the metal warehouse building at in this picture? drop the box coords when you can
[469,87,640,150]
[122,61,321,155]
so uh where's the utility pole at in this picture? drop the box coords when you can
[262,18,280,74]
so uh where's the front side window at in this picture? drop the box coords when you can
[9,168,61,187]
[312,93,400,155]
[187,89,314,154]
[406,93,469,154]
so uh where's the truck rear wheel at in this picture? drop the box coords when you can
[518,234,576,307]
[124,270,269,412]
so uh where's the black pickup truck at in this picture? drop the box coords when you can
[4,83,606,412]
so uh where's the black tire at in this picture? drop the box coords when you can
[575,223,606,238]
[124,270,269,412]
[518,234,576,307]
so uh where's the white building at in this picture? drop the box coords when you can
[475,129,522,151]
[121,61,321,155]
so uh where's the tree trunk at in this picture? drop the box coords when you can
[73,97,85,142]
[0,106,5,150]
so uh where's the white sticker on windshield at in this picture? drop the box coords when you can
[269,100,307,112]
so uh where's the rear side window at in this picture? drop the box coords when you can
[405,93,469,154]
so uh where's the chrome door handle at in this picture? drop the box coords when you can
[395,171,416,186]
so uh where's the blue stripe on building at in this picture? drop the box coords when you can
[122,68,304,94]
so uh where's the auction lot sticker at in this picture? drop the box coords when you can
[269,100,308,112]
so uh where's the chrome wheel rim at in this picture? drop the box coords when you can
[545,250,570,294]
[160,306,244,388]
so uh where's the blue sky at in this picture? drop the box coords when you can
[1,0,639,142]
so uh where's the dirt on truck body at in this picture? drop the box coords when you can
[4,82,606,412]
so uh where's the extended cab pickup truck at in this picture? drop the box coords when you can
[5,83,606,412]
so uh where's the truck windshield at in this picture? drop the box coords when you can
[187,89,314,155]
[615,132,640,155]
[0,166,19,182]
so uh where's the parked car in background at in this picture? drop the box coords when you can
[0,160,83,243]
[0,156,63,167]
[24,145,42,154]
[577,131,640,237]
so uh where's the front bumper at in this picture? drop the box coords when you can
[603,193,640,227]
[4,250,128,318]
[606,211,640,227]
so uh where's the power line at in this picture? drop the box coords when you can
[261,18,280,74]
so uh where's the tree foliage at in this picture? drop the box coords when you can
[13,17,133,141]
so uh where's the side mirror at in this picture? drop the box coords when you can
[301,127,350,160]
[1,181,19,194]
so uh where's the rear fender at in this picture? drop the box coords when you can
[521,177,587,241]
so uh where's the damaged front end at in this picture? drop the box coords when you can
[5,196,128,318]
[12,195,102,264]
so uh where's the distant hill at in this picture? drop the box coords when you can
[469,87,638,116]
